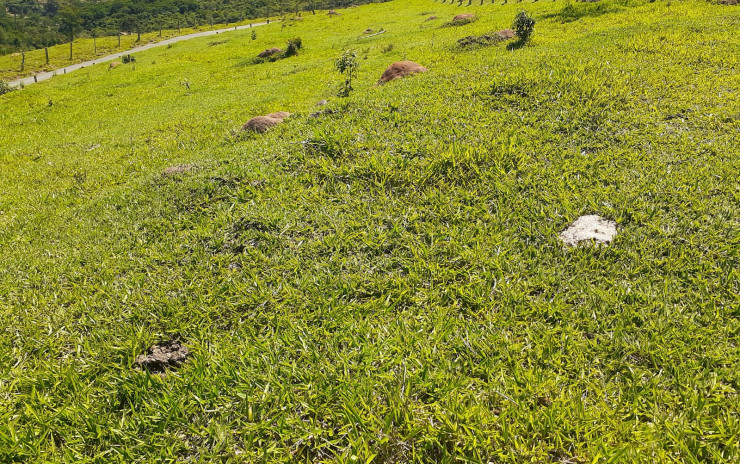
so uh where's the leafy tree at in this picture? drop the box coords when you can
[335,50,358,97]
[58,7,81,59]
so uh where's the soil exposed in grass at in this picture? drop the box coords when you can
[378,60,428,83]
[134,341,190,373]
[559,215,618,247]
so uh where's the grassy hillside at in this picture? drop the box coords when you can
[0,18,269,82]
[1,0,739,462]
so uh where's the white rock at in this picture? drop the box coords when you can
[559,215,617,247]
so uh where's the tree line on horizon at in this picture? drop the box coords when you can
[0,0,387,55]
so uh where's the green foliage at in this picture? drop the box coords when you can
[0,0,378,55]
[251,28,257,40]
[0,0,739,462]
[0,79,11,95]
[334,49,358,96]
[284,36,303,56]
[513,11,536,44]
[122,54,136,63]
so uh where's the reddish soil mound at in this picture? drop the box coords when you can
[496,28,515,39]
[242,112,290,133]
[109,62,121,69]
[453,14,475,21]
[328,10,340,15]
[242,116,281,133]
[378,61,428,84]
[258,48,282,58]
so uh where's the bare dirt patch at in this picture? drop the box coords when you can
[378,61,428,84]
[454,14,475,21]
[242,112,290,133]
[109,62,121,69]
[458,29,515,48]
[163,164,194,176]
[258,47,282,58]
[135,341,189,373]
[559,215,617,247]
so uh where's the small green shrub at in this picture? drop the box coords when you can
[251,29,257,40]
[284,37,303,57]
[0,79,12,96]
[335,50,359,97]
[512,11,536,44]
[122,54,136,64]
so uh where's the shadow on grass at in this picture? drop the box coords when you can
[542,2,622,23]
[506,38,528,51]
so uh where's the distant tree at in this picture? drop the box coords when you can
[58,7,81,59]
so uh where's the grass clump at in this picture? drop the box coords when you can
[1,0,739,461]
[0,79,11,95]
[443,14,478,27]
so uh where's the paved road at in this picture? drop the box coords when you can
[9,21,268,88]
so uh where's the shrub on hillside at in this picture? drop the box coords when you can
[284,37,303,57]
[0,80,12,96]
[335,50,359,97]
[512,11,536,44]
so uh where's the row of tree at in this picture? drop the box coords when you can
[1,0,384,55]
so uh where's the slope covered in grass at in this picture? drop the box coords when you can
[1,0,739,462]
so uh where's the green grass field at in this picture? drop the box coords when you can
[0,17,273,82]
[1,0,739,461]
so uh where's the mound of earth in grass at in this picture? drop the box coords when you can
[559,215,617,247]
[109,62,121,69]
[328,10,340,15]
[135,341,189,373]
[378,61,428,83]
[258,47,282,58]
[453,14,475,21]
[242,112,291,133]
[458,29,515,48]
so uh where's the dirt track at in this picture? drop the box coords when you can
[9,21,268,88]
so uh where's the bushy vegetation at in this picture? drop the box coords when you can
[1,0,739,462]
[335,49,358,96]
[512,10,536,43]
[0,78,11,94]
[0,0,379,55]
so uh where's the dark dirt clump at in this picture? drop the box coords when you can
[258,47,282,58]
[458,29,515,48]
[135,341,189,373]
